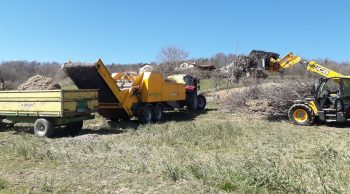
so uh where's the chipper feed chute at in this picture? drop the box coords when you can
[62,60,129,120]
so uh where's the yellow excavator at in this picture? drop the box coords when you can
[253,50,350,125]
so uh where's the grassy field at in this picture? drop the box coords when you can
[1,103,350,193]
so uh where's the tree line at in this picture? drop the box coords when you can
[0,46,349,89]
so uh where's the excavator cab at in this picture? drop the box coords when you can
[315,78,341,109]
[289,77,350,125]
[315,77,350,122]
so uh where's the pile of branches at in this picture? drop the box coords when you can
[227,50,277,83]
[224,80,314,117]
[231,56,255,80]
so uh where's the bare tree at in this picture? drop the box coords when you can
[158,46,189,66]
[211,53,227,68]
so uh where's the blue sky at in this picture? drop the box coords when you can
[0,0,349,64]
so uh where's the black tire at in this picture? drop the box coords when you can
[197,94,206,111]
[153,103,163,123]
[66,121,83,136]
[34,118,54,138]
[288,104,315,126]
[140,104,153,124]
[186,92,197,111]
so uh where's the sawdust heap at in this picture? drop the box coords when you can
[18,75,61,90]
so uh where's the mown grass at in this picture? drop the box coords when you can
[1,103,350,193]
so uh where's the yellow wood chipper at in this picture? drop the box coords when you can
[63,59,206,124]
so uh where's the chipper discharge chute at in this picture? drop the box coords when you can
[63,60,130,120]
[63,59,206,123]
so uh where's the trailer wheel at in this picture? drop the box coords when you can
[140,104,153,124]
[153,104,163,123]
[34,118,54,138]
[66,121,83,136]
[197,94,206,111]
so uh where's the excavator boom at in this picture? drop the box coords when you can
[266,52,344,78]
[306,61,343,78]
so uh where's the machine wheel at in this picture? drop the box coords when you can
[197,94,206,110]
[140,104,154,124]
[153,103,163,123]
[66,121,83,136]
[186,92,197,111]
[34,118,54,138]
[288,104,315,126]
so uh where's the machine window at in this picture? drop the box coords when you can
[342,79,350,96]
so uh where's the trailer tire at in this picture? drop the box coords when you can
[34,118,54,138]
[140,104,153,124]
[197,94,206,111]
[66,121,83,136]
[153,103,163,123]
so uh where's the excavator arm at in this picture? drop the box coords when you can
[266,52,343,78]
[306,61,343,78]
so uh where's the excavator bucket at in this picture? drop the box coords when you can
[249,50,280,70]
[62,61,129,119]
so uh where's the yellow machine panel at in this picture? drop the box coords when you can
[140,72,186,103]
[141,72,163,102]
[162,82,186,102]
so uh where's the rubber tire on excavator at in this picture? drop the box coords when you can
[197,94,206,111]
[140,104,154,124]
[288,104,315,126]
[34,118,54,138]
[66,121,83,136]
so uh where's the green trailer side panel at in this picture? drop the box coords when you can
[0,90,98,118]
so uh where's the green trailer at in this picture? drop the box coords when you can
[0,89,99,137]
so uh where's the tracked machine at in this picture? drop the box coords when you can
[63,59,206,123]
[255,51,350,125]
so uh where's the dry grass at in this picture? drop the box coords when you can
[1,103,350,193]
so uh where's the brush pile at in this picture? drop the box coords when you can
[224,81,314,117]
